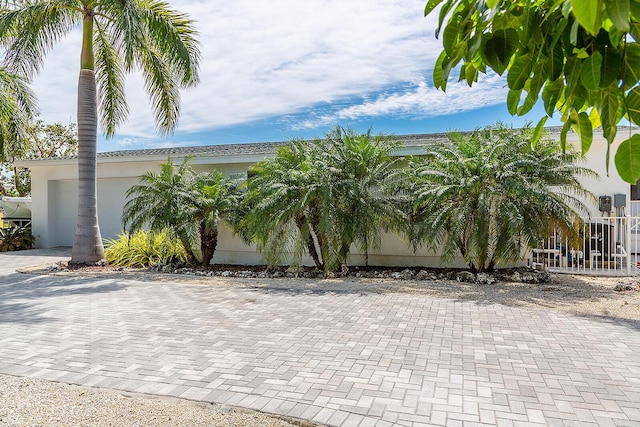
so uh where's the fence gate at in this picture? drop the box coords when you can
[531,216,640,276]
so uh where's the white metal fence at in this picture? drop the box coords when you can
[531,215,640,276]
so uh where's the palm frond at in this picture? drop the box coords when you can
[0,1,79,78]
[94,20,128,136]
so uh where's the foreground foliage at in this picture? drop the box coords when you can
[425,0,640,183]
[406,124,596,273]
[104,229,187,268]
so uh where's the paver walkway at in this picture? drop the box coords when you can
[1,250,640,426]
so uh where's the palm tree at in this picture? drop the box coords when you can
[0,67,37,166]
[122,158,241,267]
[318,127,406,269]
[238,128,406,272]
[190,169,244,266]
[122,158,199,264]
[407,123,597,273]
[239,140,325,269]
[0,1,200,264]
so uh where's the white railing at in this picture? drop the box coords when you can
[531,215,639,276]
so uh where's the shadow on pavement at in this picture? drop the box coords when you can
[0,273,125,324]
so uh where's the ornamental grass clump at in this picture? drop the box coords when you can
[104,229,188,268]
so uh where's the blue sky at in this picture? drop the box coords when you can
[30,0,561,152]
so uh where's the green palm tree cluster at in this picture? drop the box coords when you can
[121,125,595,274]
[0,0,200,264]
[405,124,597,273]
[122,157,240,267]
[238,127,407,272]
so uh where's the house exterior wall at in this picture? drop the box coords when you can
[563,131,632,217]
[23,129,635,267]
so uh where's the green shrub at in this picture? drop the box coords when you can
[0,226,35,251]
[104,229,188,267]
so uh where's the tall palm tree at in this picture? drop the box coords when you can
[407,123,597,273]
[0,1,200,264]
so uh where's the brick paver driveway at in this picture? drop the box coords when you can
[1,250,640,426]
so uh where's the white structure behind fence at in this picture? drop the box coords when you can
[532,213,639,276]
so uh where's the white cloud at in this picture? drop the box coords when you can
[29,0,476,139]
[297,73,509,128]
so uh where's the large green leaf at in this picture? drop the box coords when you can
[631,22,640,41]
[580,51,602,90]
[520,65,545,115]
[425,0,446,15]
[436,0,459,38]
[608,27,626,48]
[481,29,518,75]
[632,1,640,20]
[517,94,536,115]
[433,50,449,90]
[627,86,640,125]
[507,53,533,90]
[548,42,565,81]
[443,13,462,56]
[531,116,548,148]
[600,47,622,88]
[575,111,593,154]
[614,135,640,184]
[542,78,564,116]
[465,32,483,62]
[571,0,602,35]
[605,0,630,32]
[622,43,640,89]
[597,86,620,143]
[560,119,571,152]
[464,62,478,85]
[507,89,521,115]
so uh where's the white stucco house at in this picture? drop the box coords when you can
[17,127,639,268]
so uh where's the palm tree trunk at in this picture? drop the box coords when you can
[306,233,322,269]
[296,214,323,269]
[200,226,218,267]
[71,69,105,264]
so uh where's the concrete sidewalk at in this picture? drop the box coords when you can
[0,247,70,273]
[1,250,639,426]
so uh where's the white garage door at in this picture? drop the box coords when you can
[47,178,138,247]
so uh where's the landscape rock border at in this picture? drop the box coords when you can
[134,264,552,285]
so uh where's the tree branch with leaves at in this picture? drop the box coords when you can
[426,0,640,183]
